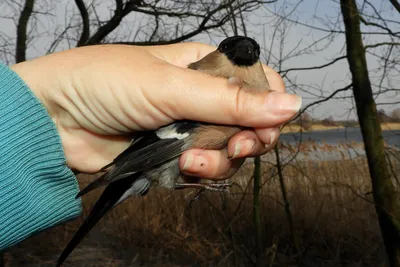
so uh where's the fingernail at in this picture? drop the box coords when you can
[231,139,256,159]
[182,154,194,171]
[265,92,302,115]
[182,154,207,173]
[265,128,279,147]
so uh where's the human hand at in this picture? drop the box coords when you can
[11,42,300,179]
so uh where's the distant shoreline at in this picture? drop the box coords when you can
[281,122,400,133]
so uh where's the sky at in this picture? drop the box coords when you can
[0,0,399,120]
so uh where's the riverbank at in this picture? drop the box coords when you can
[5,145,398,266]
[281,122,400,133]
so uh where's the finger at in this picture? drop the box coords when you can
[179,149,245,180]
[156,68,302,128]
[254,127,281,148]
[262,65,286,93]
[226,128,280,159]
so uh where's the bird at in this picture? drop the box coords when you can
[56,35,271,266]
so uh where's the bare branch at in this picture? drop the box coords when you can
[112,0,260,45]
[16,0,34,63]
[87,0,141,45]
[376,101,400,106]
[74,0,90,47]
[279,56,347,77]
[359,15,399,37]
[267,7,400,35]
[389,0,400,14]
[228,1,239,35]
[365,42,400,49]
[286,84,353,125]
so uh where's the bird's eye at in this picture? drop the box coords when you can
[223,44,229,50]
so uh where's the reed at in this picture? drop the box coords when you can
[4,142,399,266]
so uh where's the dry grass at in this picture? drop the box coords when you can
[281,124,345,133]
[4,143,400,267]
[381,122,400,131]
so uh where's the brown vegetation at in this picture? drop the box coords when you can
[282,122,400,133]
[4,143,399,266]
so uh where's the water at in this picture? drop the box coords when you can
[280,128,400,147]
[264,128,400,162]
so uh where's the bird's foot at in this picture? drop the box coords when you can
[175,182,232,208]
[188,188,206,208]
[175,182,232,193]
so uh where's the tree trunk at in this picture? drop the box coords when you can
[340,0,400,266]
[16,0,35,63]
[274,145,299,253]
[253,156,262,267]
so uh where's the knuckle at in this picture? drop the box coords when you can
[228,87,249,124]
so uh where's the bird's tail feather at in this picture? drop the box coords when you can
[57,173,147,266]
[57,189,116,266]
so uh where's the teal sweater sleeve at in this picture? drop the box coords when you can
[0,63,82,251]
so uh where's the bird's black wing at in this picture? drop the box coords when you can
[99,129,162,171]
[57,173,150,266]
[77,121,200,198]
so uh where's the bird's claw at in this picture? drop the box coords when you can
[175,182,232,208]
[188,188,205,208]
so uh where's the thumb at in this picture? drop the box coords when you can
[159,67,301,128]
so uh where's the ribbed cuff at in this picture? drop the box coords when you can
[0,63,82,251]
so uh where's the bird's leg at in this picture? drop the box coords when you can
[175,182,232,193]
[179,183,233,207]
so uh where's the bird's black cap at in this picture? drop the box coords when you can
[218,36,260,67]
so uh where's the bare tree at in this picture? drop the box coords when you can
[265,0,400,265]
[1,0,275,62]
[340,2,400,266]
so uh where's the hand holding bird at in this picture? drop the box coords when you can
[11,36,302,266]
[12,38,300,179]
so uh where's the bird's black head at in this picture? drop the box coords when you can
[218,36,260,67]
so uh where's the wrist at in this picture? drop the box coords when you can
[11,60,56,118]
[0,63,82,249]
